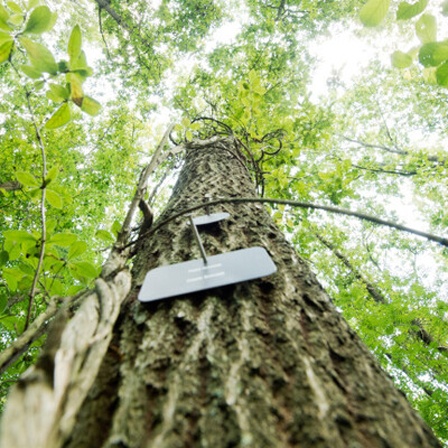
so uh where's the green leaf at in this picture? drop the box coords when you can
[47,278,65,296]
[0,250,9,266]
[69,261,98,281]
[2,267,23,291]
[28,0,39,9]
[397,0,428,20]
[67,24,82,64]
[0,5,12,31]
[419,42,448,67]
[19,36,58,74]
[436,61,448,86]
[95,229,115,243]
[46,83,70,102]
[111,220,121,237]
[4,229,37,244]
[68,72,84,107]
[45,102,71,129]
[46,219,57,234]
[70,49,88,71]
[58,59,68,73]
[67,284,84,296]
[67,240,87,260]
[8,13,23,27]
[360,0,390,27]
[6,1,22,13]
[0,5,9,21]
[0,30,11,45]
[415,14,436,44]
[0,291,7,315]
[23,5,55,34]
[0,315,23,332]
[81,96,101,116]
[16,171,39,187]
[74,69,93,79]
[391,51,413,68]
[46,189,63,208]
[48,232,77,247]
[7,242,21,261]
[20,64,42,79]
[34,80,45,90]
[0,39,13,64]
[18,261,34,275]
[45,165,59,183]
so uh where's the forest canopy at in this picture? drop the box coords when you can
[0,0,447,443]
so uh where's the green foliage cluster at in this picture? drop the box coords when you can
[0,2,99,331]
[0,2,100,124]
[0,0,147,401]
[0,0,447,443]
[360,0,448,88]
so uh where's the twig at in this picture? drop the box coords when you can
[350,162,416,176]
[147,167,171,205]
[0,299,58,375]
[97,5,112,60]
[342,136,446,166]
[24,99,47,331]
[0,288,85,375]
[93,0,162,76]
[342,136,407,156]
[116,122,175,246]
[375,99,400,152]
[10,62,48,331]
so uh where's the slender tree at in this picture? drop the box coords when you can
[0,136,441,447]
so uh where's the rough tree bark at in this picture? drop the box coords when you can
[0,136,442,447]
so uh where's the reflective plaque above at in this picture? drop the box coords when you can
[138,246,276,302]
[191,212,230,226]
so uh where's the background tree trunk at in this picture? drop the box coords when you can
[1,136,441,447]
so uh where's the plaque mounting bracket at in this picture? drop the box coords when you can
[189,215,208,264]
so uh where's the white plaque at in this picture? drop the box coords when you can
[138,246,276,302]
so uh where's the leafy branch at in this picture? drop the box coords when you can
[0,3,102,330]
[359,0,448,88]
[23,80,47,330]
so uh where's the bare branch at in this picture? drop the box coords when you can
[130,197,448,249]
[24,96,47,331]
[0,298,59,375]
[116,122,175,247]
[94,0,127,29]
[93,0,161,75]
[0,181,21,191]
[313,231,387,304]
[342,136,407,156]
[10,62,48,331]
[411,319,448,354]
[97,6,112,60]
[342,136,446,166]
[350,162,416,176]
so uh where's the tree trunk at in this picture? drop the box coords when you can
[1,136,441,447]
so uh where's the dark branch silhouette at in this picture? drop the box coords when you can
[128,197,448,249]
